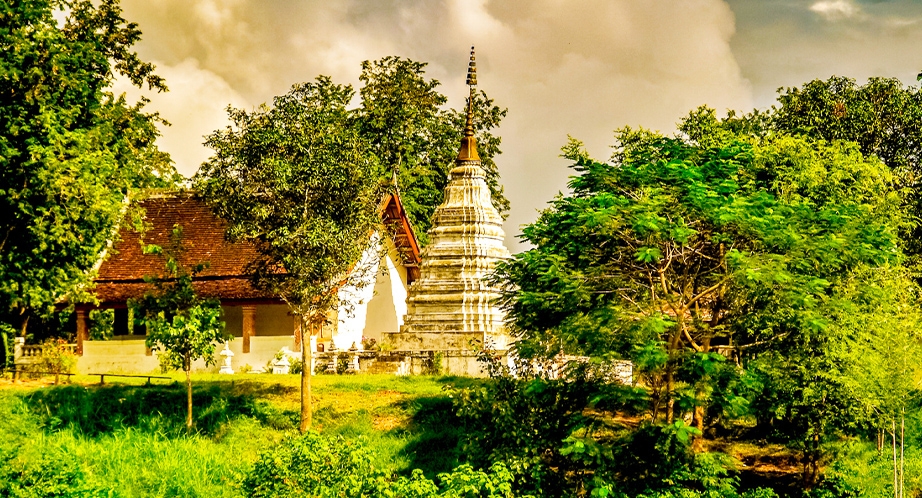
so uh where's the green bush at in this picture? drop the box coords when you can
[242,431,380,497]
[0,449,109,497]
[242,431,523,498]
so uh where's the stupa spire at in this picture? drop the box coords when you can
[386,46,511,353]
[457,46,480,162]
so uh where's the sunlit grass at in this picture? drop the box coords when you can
[0,373,477,496]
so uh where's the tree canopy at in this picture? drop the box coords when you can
[0,0,178,346]
[494,120,906,486]
[355,56,508,244]
[194,77,385,431]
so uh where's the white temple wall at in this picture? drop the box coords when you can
[335,234,410,350]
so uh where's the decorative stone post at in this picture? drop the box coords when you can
[242,305,256,354]
[272,355,291,374]
[13,337,23,363]
[219,342,235,374]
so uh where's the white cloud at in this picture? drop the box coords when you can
[810,0,860,20]
[120,0,753,249]
[112,58,250,177]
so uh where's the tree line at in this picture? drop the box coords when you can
[4,0,922,496]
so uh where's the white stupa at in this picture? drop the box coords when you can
[387,47,511,351]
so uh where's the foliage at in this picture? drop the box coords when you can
[355,56,508,244]
[196,76,382,328]
[495,129,899,431]
[0,448,109,498]
[33,338,77,383]
[242,430,521,498]
[87,309,114,341]
[684,77,922,259]
[493,115,907,490]
[0,0,179,338]
[451,361,778,497]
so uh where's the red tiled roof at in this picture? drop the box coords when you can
[91,191,421,305]
[96,194,258,282]
[93,278,275,304]
[92,194,269,304]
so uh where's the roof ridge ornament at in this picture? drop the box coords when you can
[456,46,480,162]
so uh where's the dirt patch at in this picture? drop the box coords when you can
[373,414,408,431]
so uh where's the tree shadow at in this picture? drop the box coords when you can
[21,381,298,437]
[392,395,465,478]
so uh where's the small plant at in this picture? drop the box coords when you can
[36,339,77,384]
[361,336,377,350]
[377,341,394,353]
[429,351,444,375]
[289,358,303,375]
[336,354,350,375]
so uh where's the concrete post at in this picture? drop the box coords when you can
[75,309,87,356]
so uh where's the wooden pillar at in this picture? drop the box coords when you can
[242,305,256,354]
[75,309,88,356]
[293,314,302,350]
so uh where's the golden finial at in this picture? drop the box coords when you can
[457,46,480,162]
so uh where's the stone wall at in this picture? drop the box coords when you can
[76,335,296,374]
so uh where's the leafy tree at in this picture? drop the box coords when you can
[195,78,384,432]
[0,0,178,362]
[130,225,228,430]
[494,125,902,488]
[688,77,922,256]
[830,267,922,497]
[356,56,508,244]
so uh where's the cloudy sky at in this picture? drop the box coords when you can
[114,0,922,250]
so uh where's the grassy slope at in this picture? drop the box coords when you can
[0,373,476,497]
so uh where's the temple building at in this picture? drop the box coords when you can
[384,48,512,353]
[73,192,420,372]
[62,48,510,376]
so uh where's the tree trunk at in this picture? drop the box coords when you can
[19,313,29,338]
[691,339,712,450]
[900,414,905,498]
[691,404,705,451]
[893,420,898,498]
[878,428,884,456]
[0,329,6,369]
[185,355,193,431]
[299,316,312,433]
[665,367,675,424]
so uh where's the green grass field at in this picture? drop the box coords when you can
[0,373,479,497]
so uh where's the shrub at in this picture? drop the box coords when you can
[242,431,524,497]
[242,431,381,497]
[0,449,109,497]
[32,339,77,383]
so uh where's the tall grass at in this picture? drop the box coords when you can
[0,374,474,497]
